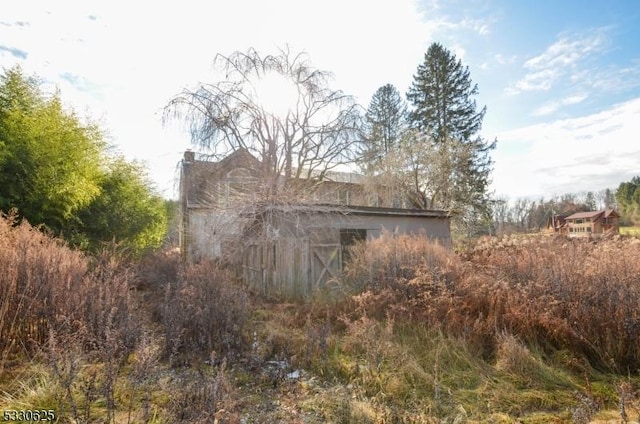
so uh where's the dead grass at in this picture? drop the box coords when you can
[341,232,640,374]
[287,232,640,421]
[155,260,249,366]
[4,214,640,422]
[0,214,245,422]
[0,212,139,365]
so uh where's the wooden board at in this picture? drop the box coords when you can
[310,243,342,291]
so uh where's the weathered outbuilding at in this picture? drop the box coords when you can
[179,150,452,297]
[241,204,451,297]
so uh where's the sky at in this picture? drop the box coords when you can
[1,0,639,201]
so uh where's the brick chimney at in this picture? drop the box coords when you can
[184,150,195,162]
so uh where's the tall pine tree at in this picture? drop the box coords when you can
[358,84,409,207]
[360,83,407,169]
[406,43,496,234]
[407,43,485,142]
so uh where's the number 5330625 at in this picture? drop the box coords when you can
[3,409,56,421]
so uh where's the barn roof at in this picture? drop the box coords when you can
[245,202,450,219]
[304,169,366,184]
[342,205,449,218]
[565,210,603,220]
[604,209,620,218]
[565,209,619,220]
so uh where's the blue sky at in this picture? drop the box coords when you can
[1,0,639,200]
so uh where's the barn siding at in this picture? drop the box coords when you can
[245,238,313,297]
[240,212,451,298]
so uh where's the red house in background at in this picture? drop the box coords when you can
[564,209,620,238]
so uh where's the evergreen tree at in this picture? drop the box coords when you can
[603,188,616,209]
[360,83,407,171]
[407,43,485,142]
[0,66,168,255]
[405,43,496,233]
[584,191,596,211]
[0,66,103,230]
[72,157,169,255]
[616,177,640,225]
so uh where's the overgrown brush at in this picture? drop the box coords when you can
[0,212,140,364]
[0,212,144,422]
[0,213,85,360]
[344,232,459,294]
[341,233,461,325]
[136,248,181,289]
[157,260,249,365]
[469,235,640,372]
[167,362,239,423]
[342,233,640,373]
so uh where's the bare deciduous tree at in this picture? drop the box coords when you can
[164,47,362,196]
[365,131,479,212]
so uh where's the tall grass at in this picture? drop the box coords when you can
[0,212,139,364]
[0,212,144,421]
[0,213,248,421]
[0,213,84,359]
[342,233,640,373]
[620,226,640,236]
[469,235,640,372]
[155,260,249,366]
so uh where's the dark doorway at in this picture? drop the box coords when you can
[340,228,367,269]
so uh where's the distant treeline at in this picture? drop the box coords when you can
[492,186,631,234]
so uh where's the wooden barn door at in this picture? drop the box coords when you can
[243,244,263,291]
[310,244,342,291]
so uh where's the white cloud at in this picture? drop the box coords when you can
[587,60,640,93]
[493,97,640,198]
[563,94,588,105]
[432,17,492,38]
[508,29,608,94]
[510,68,558,93]
[524,31,605,69]
[531,103,560,118]
[479,53,518,71]
[452,44,467,62]
[457,18,491,36]
[532,93,588,117]
[495,53,517,65]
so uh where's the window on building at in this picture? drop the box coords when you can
[224,168,257,204]
[339,189,350,205]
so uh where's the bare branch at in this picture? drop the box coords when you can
[165,47,363,197]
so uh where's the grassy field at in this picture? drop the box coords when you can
[2,215,640,423]
[621,225,640,236]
